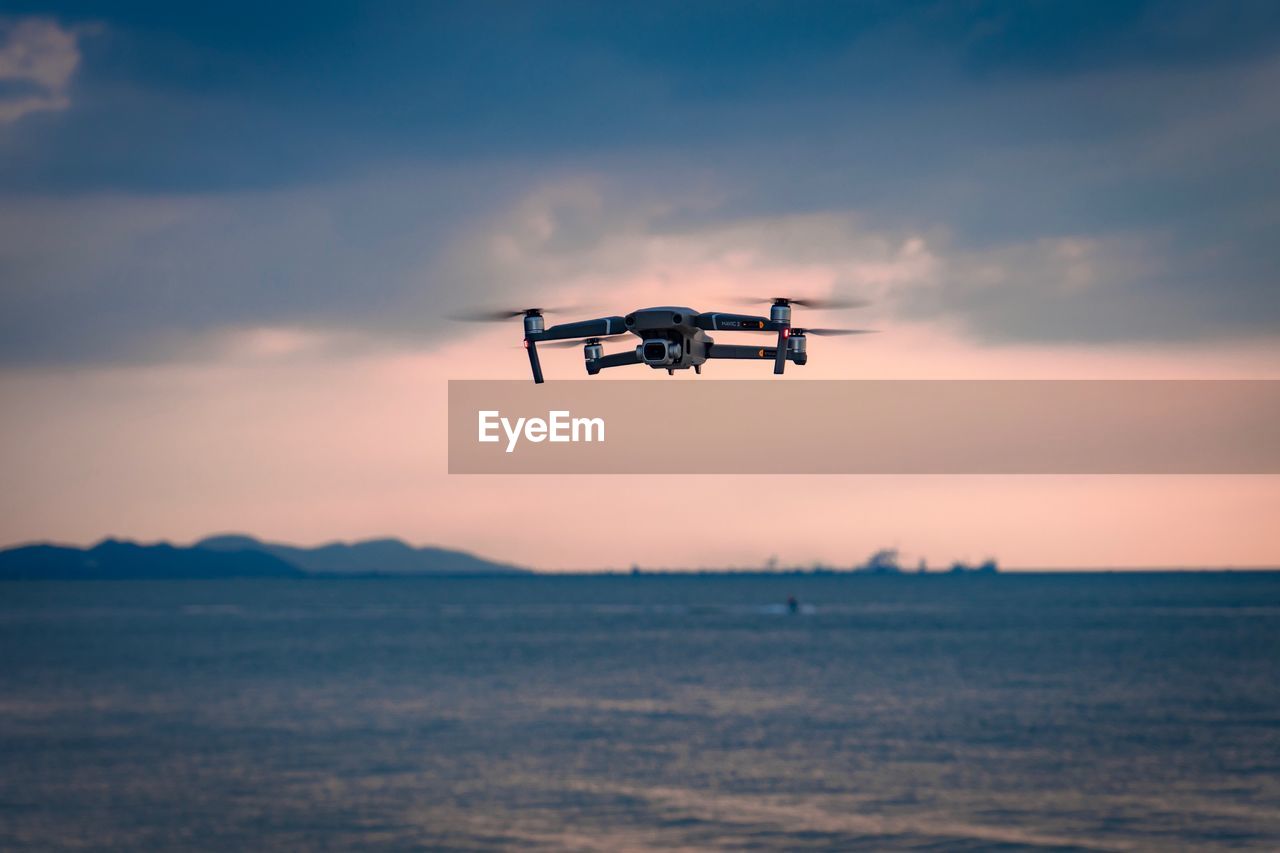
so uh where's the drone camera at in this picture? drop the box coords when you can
[639,339,681,366]
[642,340,669,362]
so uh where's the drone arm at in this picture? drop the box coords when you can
[586,349,641,375]
[705,343,795,361]
[532,316,628,343]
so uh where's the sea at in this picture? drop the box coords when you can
[1,573,1278,851]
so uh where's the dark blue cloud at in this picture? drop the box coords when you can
[941,0,1280,75]
[5,1,1273,192]
[1,1,1278,360]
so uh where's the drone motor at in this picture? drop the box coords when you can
[522,310,545,336]
[787,330,808,365]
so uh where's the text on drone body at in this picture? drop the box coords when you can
[478,410,606,452]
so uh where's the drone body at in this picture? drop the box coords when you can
[468,298,873,384]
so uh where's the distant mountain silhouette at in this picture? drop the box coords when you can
[194,534,527,575]
[0,538,303,580]
[0,535,528,580]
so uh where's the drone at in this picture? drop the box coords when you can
[457,297,874,383]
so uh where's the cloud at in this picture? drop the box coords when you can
[434,177,1278,348]
[0,170,930,366]
[447,179,933,312]
[0,166,547,365]
[1,3,1278,363]
[0,17,85,123]
[0,166,1275,369]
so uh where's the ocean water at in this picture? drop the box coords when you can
[1,573,1278,851]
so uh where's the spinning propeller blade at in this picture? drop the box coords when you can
[724,295,870,310]
[787,297,870,310]
[450,308,526,321]
[449,304,596,322]
[796,327,878,336]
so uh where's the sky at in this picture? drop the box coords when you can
[1,1,1278,569]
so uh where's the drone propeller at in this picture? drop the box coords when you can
[540,333,632,349]
[449,304,595,322]
[725,295,870,310]
[792,327,877,336]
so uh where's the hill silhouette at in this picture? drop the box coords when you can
[0,535,528,579]
[195,534,527,576]
[0,538,302,580]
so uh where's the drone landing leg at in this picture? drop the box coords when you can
[525,341,544,384]
[773,330,788,375]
